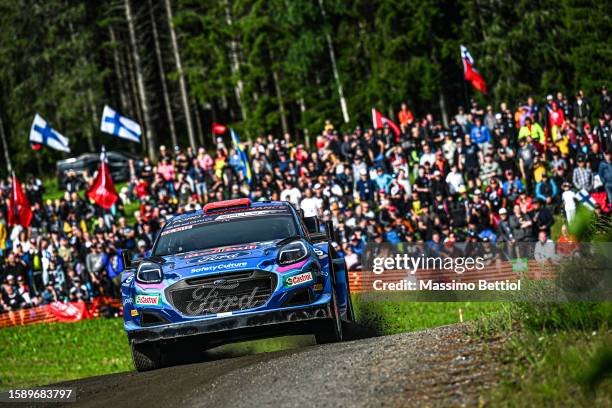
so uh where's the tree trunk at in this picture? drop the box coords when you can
[125,0,157,161]
[68,19,96,152]
[318,0,349,123]
[125,42,143,127]
[299,97,309,149]
[87,89,98,151]
[148,0,177,149]
[0,108,11,173]
[164,0,196,151]
[439,91,449,128]
[224,0,247,121]
[124,40,146,155]
[192,96,205,147]
[109,27,130,112]
[271,67,288,135]
[125,44,146,155]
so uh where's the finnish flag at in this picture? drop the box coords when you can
[577,189,597,210]
[29,114,70,153]
[100,105,141,143]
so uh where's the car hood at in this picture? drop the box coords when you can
[159,240,284,276]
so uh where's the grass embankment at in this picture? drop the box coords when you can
[477,301,612,406]
[478,208,612,406]
[0,318,130,390]
[0,298,504,389]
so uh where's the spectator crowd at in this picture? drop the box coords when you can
[1,86,611,312]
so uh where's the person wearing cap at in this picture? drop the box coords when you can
[356,168,375,203]
[572,155,593,191]
[535,172,558,207]
[69,276,89,302]
[497,207,514,243]
[560,181,578,223]
[502,169,524,203]
[373,166,393,193]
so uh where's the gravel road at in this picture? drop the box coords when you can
[53,324,504,408]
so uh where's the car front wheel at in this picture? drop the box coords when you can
[131,340,162,372]
[315,288,343,344]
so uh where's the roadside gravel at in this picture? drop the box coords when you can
[54,323,504,408]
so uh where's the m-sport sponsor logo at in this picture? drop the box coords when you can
[283,272,314,287]
[191,261,248,274]
[215,209,287,221]
[135,294,162,306]
[194,252,251,264]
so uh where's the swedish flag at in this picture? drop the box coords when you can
[231,129,252,184]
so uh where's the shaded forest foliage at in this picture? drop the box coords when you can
[0,0,610,174]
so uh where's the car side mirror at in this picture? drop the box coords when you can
[303,216,321,234]
[310,232,328,243]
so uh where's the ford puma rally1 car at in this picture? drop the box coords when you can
[121,199,354,371]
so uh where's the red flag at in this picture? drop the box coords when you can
[86,149,118,210]
[461,45,487,94]
[212,122,227,135]
[372,108,400,137]
[45,301,91,322]
[8,173,32,227]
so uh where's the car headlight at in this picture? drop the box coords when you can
[136,262,163,284]
[277,240,308,265]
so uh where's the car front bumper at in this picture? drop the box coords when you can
[127,301,333,345]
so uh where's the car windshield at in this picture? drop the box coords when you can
[153,215,299,256]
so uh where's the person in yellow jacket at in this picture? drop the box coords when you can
[518,117,544,144]
[0,220,6,251]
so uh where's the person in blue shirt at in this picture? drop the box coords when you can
[383,224,401,244]
[373,166,393,193]
[470,117,491,146]
[502,170,525,199]
[535,173,558,205]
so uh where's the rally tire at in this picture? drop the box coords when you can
[315,288,343,344]
[131,340,162,372]
[344,261,355,322]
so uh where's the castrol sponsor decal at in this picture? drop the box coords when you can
[283,272,314,287]
[135,294,161,306]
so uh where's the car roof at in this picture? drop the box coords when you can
[169,200,293,223]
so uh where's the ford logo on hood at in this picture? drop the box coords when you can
[193,252,251,264]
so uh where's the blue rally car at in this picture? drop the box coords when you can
[121,198,354,371]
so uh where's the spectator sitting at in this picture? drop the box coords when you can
[534,231,557,262]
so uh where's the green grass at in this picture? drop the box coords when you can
[0,318,131,390]
[478,301,612,406]
[352,295,505,335]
